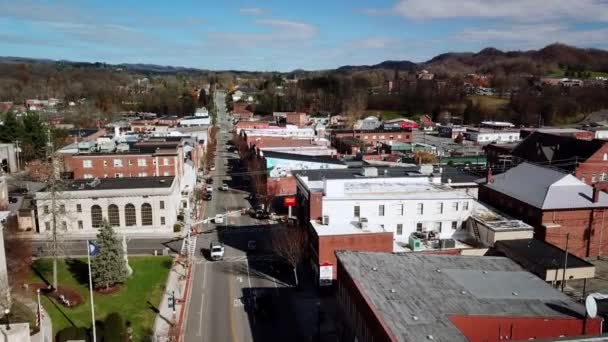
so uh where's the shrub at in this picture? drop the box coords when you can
[56,326,88,342]
[173,223,183,232]
[104,312,125,342]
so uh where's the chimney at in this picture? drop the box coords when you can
[593,184,601,203]
[486,167,493,184]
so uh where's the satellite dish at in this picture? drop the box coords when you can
[586,295,598,319]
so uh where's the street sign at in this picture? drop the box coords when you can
[319,263,333,287]
[284,196,296,207]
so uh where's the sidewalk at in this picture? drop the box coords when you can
[151,258,192,342]
[23,231,185,241]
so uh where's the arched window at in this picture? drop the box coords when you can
[125,204,136,226]
[141,203,152,226]
[108,204,120,227]
[91,205,103,228]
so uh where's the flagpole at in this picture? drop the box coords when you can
[87,240,97,342]
[36,288,42,338]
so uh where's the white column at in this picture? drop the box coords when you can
[0,212,10,302]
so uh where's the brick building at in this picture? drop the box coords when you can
[234,121,271,134]
[520,127,594,140]
[510,132,608,187]
[63,143,184,180]
[483,143,518,169]
[479,162,608,257]
[335,251,602,342]
[286,112,308,127]
[330,128,412,147]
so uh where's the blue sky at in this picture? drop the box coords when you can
[1,0,608,71]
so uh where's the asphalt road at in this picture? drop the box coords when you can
[183,91,294,342]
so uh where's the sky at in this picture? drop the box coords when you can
[1,0,608,71]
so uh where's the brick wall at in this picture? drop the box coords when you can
[65,154,179,179]
[575,143,608,186]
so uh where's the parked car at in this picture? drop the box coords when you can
[206,186,213,193]
[206,177,213,184]
[255,210,270,219]
[210,166,216,171]
[203,193,212,201]
[209,241,224,261]
[220,183,229,191]
[214,214,224,224]
[8,197,18,203]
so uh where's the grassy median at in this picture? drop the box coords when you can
[31,256,172,341]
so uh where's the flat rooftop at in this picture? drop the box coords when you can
[471,202,534,232]
[59,176,175,191]
[292,166,423,181]
[261,150,345,165]
[310,219,387,237]
[337,251,588,342]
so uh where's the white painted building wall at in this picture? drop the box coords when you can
[594,130,608,140]
[34,179,181,234]
[266,157,346,178]
[318,177,474,243]
[467,131,520,144]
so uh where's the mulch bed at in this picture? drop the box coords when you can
[94,285,121,295]
[30,282,84,308]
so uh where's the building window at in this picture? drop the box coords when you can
[45,222,50,231]
[354,205,360,218]
[416,223,423,232]
[141,203,153,226]
[139,172,148,177]
[160,201,165,209]
[91,205,103,228]
[83,160,93,168]
[160,216,166,225]
[592,174,597,183]
[61,221,67,230]
[115,173,123,178]
[435,222,442,233]
[125,204,136,226]
[396,204,404,216]
[602,173,607,182]
[396,224,403,235]
[77,204,82,213]
[604,153,607,161]
[108,204,120,227]
[452,202,459,211]
[103,160,108,166]
[416,203,423,215]
[379,205,385,216]
[113,159,123,167]
[451,221,458,230]
[78,221,83,229]
[436,202,443,214]
[163,158,170,166]
[59,204,65,214]
[43,205,49,214]
[138,159,147,166]
[463,202,469,211]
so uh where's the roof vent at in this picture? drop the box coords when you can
[461,291,467,295]
[372,267,378,271]
[159,179,166,183]
[427,335,434,340]
[512,292,518,296]
[389,288,396,293]
[436,269,441,273]
[412,315,419,321]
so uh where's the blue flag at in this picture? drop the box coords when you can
[88,241,100,256]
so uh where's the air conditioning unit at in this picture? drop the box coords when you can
[359,217,368,229]
[322,215,329,225]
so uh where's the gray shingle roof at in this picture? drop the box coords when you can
[485,162,608,209]
[337,251,587,342]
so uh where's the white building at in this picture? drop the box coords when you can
[243,125,316,138]
[261,150,346,178]
[179,116,211,127]
[295,167,475,247]
[465,128,520,144]
[34,176,182,235]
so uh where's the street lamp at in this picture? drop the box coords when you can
[4,308,10,330]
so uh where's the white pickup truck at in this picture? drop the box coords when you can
[209,242,224,261]
[214,214,224,224]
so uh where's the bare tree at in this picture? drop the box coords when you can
[272,228,307,287]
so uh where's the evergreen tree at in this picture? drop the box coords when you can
[0,112,23,143]
[21,112,48,160]
[91,222,127,289]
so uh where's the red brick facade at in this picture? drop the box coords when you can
[286,112,308,127]
[574,143,608,188]
[330,129,412,145]
[479,186,608,258]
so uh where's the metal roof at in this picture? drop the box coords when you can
[337,251,587,342]
[484,162,608,209]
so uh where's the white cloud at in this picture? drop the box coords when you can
[388,0,608,22]
[239,8,268,16]
[210,19,318,48]
[351,37,400,49]
[458,24,608,48]
[254,19,318,39]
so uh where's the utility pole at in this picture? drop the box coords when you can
[47,130,60,290]
[561,233,570,292]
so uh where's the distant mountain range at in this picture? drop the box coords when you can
[2,43,608,75]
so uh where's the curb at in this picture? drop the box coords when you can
[176,262,193,342]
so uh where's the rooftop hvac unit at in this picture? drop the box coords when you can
[362,167,378,177]
[359,217,368,229]
[409,236,422,251]
[322,215,329,225]
[440,239,456,249]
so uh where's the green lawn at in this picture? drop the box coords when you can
[549,68,608,79]
[31,256,172,341]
